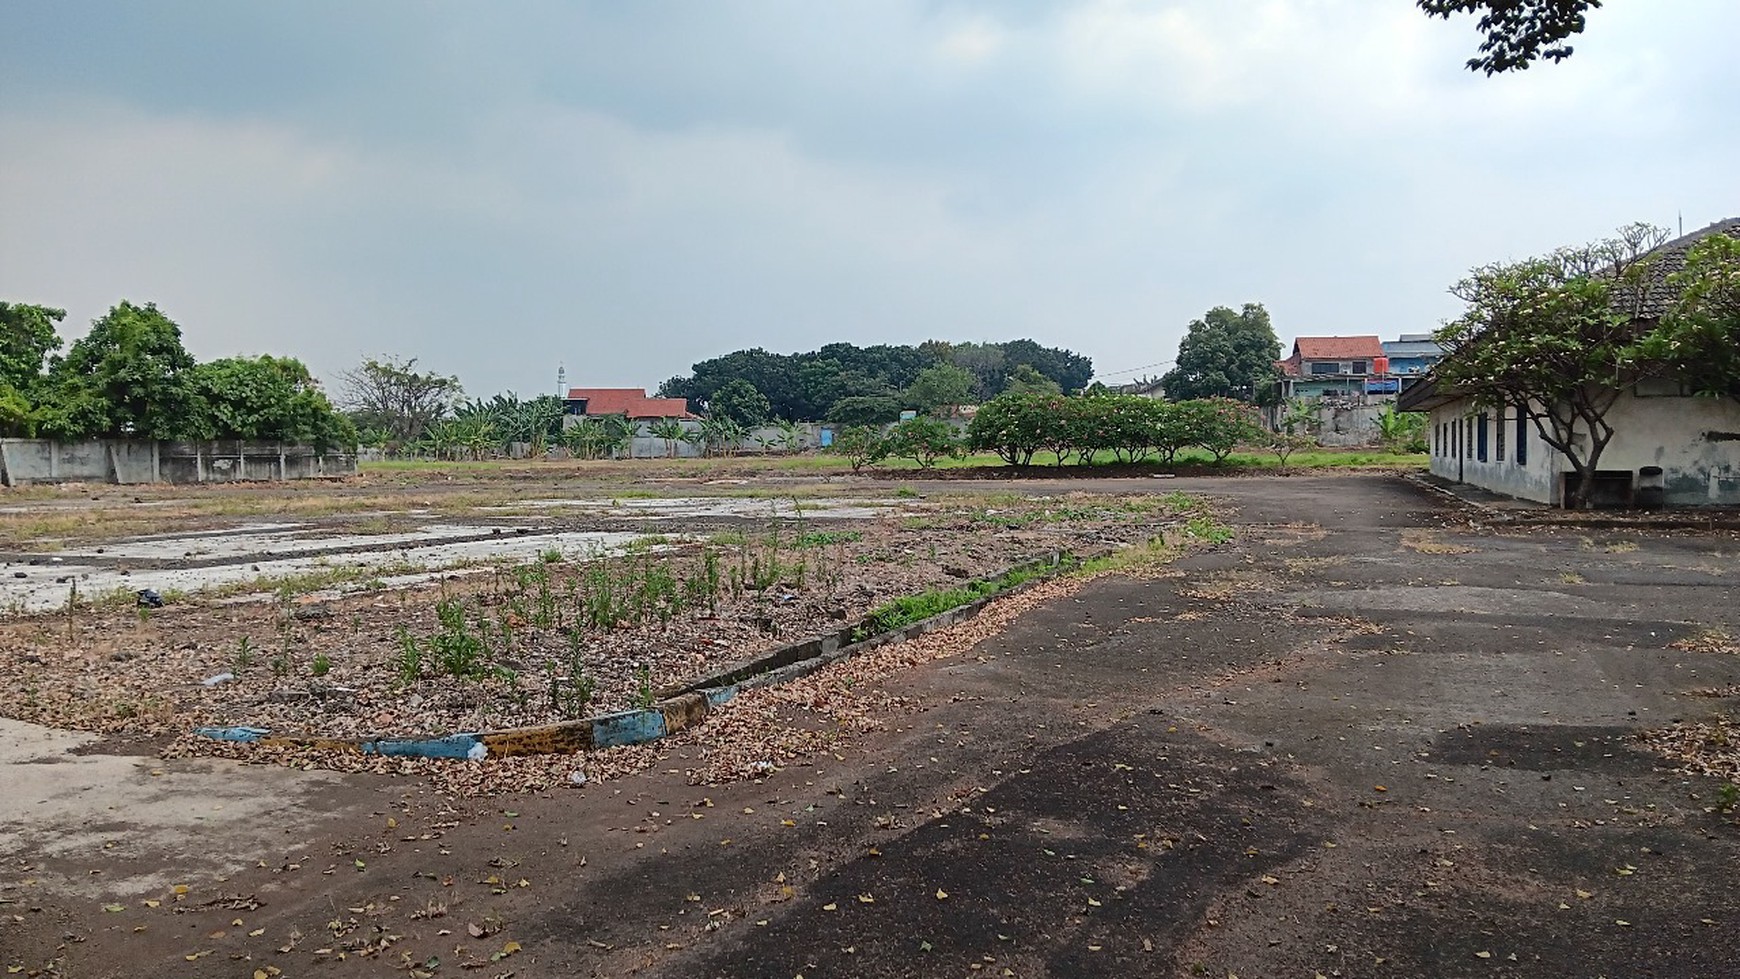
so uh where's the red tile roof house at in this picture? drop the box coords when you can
[562,388,699,458]
[1277,336,1388,402]
[563,388,696,420]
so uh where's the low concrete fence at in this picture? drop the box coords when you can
[0,439,358,486]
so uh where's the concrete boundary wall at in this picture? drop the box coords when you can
[0,439,358,486]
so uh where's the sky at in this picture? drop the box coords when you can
[2,1,1736,400]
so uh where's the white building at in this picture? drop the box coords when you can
[1398,218,1740,508]
[1401,377,1740,506]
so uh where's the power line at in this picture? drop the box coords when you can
[1092,359,1173,380]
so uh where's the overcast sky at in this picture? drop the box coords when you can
[2,1,1734,398]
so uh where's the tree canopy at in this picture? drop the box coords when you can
[1434,224,1669,507]
[1645,234,1740,402]
[0,298,357,448]
[708,377,773,427]
[338,355,463,445]
[38,301,200,440]
[658,338,1092,422]
[1160,304,1281,404]
[0,302,65,395]
[1419,0,1601,75]
[188,355,357,449]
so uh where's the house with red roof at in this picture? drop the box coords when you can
[563,388,695,420]
[1278,335,1388,401]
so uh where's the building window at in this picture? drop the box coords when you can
[1515,410,1528,465]
[1464,416,1473,458]
[1476,412,1488,462]
[1495,407,1506,462]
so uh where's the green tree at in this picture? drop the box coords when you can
[1419,0,1601,75]
[338,355,462,445]
[1000,363,1062,397]
[37,301,199,440]
[826,395,903,426]
[708,378,772,427]
[1643,233,1740,402]
[904,362,976,415]
[187,355,355,449]
[0,302,65,395]
[829,425,888,472]
[1435,224,1669,508]
[967,393,1047,466]
[1161,304,1281,404]
[883,417,961,470]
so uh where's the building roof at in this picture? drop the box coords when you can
[565,388,695,418]
[1619,217,1740,320]
[1291,336,1384,360]
[1382,338,1444,358]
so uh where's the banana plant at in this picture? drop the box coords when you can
[646,417,686,458]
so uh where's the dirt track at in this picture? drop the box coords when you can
[5,473,1740,978]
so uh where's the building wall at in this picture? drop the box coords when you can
[1426,400,1561,504]
[1425,390,1740,506]
[1599,393,1740,504]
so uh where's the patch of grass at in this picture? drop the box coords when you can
[855,563,1061,639]
[797,529,862,548]
[1183,516,1235,545]
[1076,537,1179,576]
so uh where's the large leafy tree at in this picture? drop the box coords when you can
[0,302,65,395]
[1161,303,1280,404]
[1435,225,1668,508]
[708,378,773,427]
[338,355,462,445]
[1419,0,1601,75]
[189,355,356,449]
[37,301,200,440]
[904,362,976,415]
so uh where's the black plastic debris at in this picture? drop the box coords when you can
[136,588,165,608]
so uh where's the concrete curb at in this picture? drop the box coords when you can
[193,549,1092,761]
[1404,472,1740,530]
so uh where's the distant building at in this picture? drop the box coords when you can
[1112,377,1166,399]
[1381,334,1445,376]
[1277,335,1388,401]
[563,388,695,421]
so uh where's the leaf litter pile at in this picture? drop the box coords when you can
[0,489,1220,795]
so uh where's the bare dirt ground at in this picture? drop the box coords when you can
[5,469,1740,978]
[0,467,1200,779]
